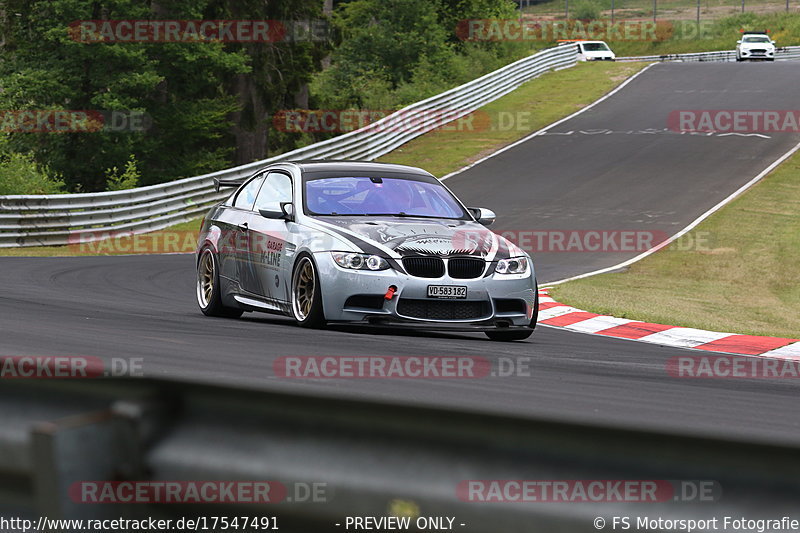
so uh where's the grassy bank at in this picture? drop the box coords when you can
[523,0,797,22]
[550,147,800,339]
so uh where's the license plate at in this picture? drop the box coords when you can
[427,285,467,299]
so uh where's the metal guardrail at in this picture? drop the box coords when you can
[0,46,577,248]
[2,377,800,531]
[618,45,800,63]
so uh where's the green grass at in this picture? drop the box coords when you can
[379,61,647,177]
[523,0,797,19]
[550,148,800,339]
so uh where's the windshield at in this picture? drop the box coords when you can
[583,42,610,51]
[743,35,771,43]
[305,176,467,218]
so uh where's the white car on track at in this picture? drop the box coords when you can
[736,32,776,62]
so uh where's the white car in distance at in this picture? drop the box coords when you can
[736,32,776,62]
[566,40,616,61]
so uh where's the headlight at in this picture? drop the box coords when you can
[331,252,389,271]
[495,256,529,275]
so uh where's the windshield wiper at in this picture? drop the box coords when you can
[314,212,461,219]
[364,213,463,220]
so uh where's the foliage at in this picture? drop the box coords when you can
[573,1,602,20]
[105,155,141,191]
[0,0,328,192]
[0,138,65,195]
[311,0,527,111]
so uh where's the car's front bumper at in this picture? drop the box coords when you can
[738,49,775,59]
[314,252,536,331]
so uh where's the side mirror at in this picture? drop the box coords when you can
[468,207,496,226]
[771,40,776,45]
[259,202,294,221]
[259,208,283,219]
[736,40,742,44]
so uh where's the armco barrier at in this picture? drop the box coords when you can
[617,45,800,63]
[0,45,577,248]
[3,377,800,528]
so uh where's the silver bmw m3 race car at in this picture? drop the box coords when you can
[196,161,538,341]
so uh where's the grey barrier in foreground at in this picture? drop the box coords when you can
[1,377,800,532]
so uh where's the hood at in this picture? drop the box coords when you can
[311,216,522,260]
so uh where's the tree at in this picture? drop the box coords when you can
[0,0,328,191]
[204,0,331,164]
[312,0,525,110]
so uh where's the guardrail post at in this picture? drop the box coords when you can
[31,405,144,519]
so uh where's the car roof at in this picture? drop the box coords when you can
[286,160,435,176]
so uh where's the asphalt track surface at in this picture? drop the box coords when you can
[3,62,800,444]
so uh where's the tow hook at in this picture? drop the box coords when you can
[384,285,397,300]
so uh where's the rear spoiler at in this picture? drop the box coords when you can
[213,177,246,192]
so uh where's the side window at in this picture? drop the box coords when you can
[254,172,292,212]
[233,176,265,210]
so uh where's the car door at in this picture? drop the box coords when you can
[225,174,265,294]
[243,170,295,301]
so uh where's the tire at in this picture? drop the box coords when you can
[485,287,538,342]
[290,254,326,328]
[196,247,243,318]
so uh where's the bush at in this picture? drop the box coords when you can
[0,150,65,195]
[105,156,141,191]
[573,1,602,20]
